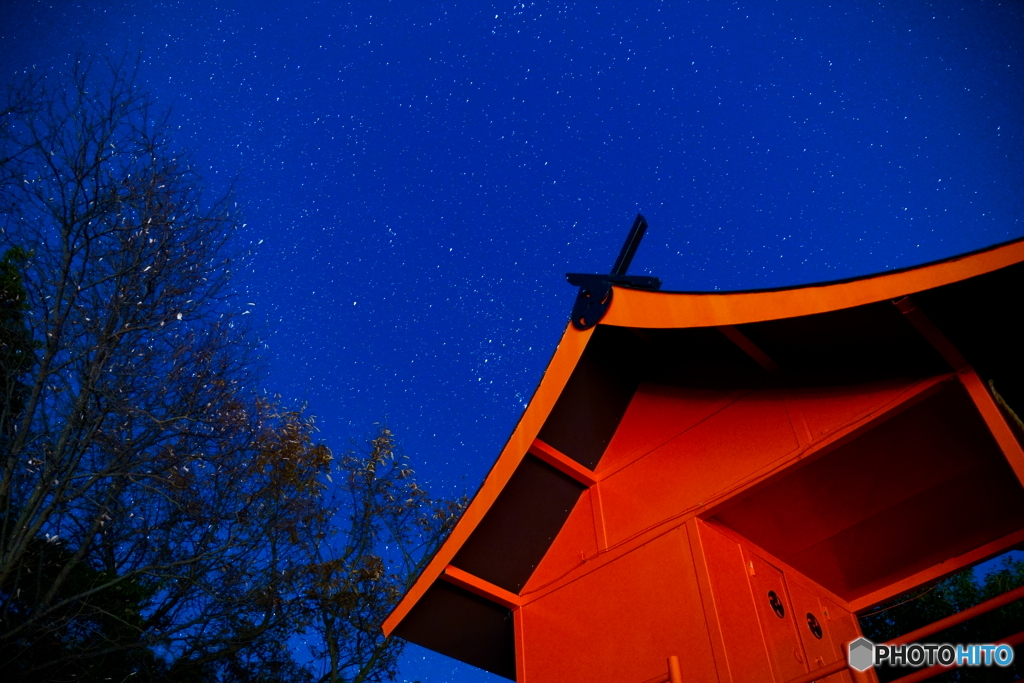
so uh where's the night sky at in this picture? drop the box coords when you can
[2,2,1023,681]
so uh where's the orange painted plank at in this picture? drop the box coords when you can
[783,377,937,447]
[668,655,683,683]
[591,483,609,551]
[599,390,801,547]
[604,238,1024,329]
[686,518,733,683]
[696,521,775,683]
[597,384,747,477]
[440,565,520,610]
[515,602,528,683]
[888,584,1024,646]
[530,438,598,487]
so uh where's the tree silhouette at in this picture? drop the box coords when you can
[0,59,462,682]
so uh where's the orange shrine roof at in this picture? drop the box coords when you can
[383,236,1024,678]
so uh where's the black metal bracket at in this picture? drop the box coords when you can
[566,214,661,330]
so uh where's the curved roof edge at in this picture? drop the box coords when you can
[382,236,1024,643]
[605,237,1024,329]
[382,322,595,637]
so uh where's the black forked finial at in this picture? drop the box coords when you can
[566,214,661,330]
[611,214,649,277]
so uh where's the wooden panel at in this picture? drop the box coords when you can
[822,596,862,683]
[788,581,852,683]
[698,522,774,683]
[598,383,746,476]
[746,551,809,683]
[782,377,925,443]
[530,439,598,487]
[520,529,717,683]
[714,380,1024,599]
[442,566,520,610]
[601,391,800,547]
[790,460,1024,600]
[715,383,970,561]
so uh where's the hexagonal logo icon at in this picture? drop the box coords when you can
[848,637,875,672]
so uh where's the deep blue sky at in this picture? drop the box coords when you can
[3,2,1023,681]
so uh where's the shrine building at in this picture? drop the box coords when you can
[383,221,1024,683]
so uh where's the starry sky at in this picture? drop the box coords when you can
[2,2,1023,681]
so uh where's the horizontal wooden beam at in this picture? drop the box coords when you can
[529,438,598,487]
[440,565,520,610]
[786,587,1024,683]
[890,584,1024,646]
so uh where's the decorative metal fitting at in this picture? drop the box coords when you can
[566,214,661,330]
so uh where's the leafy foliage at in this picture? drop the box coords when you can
[0,59,462,682]
[305,428,465,683]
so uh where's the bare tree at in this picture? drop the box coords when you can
[0,58,325,681]
[0,58,463,683]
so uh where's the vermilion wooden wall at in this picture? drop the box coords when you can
[513,375,1024,683]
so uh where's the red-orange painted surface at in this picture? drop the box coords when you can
[441,565,520,610]
[528,439,598,487]
[520,528,719,683]
[384,237,1024,683]
[604,238,1024,329]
